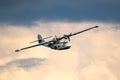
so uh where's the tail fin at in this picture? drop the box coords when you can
[38,34,45,43]
[30,35,52,44]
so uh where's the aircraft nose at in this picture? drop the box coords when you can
[65,43,71,47]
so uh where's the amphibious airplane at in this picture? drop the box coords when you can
[15,26,99,52]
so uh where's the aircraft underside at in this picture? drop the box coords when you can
[48,42,71,50]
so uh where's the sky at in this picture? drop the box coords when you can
[0,0,120,80]
[0,0,120,25]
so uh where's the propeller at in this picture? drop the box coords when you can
[64,34,70,41]
[54,35,59,41]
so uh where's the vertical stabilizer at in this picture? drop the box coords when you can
[38,34,45,43]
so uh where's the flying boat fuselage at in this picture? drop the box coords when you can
[48,41,71,50]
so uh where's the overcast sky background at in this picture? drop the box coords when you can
[0,0,120,25]
[0,0,120,80]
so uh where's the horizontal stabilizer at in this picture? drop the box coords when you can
[30,36,53,44]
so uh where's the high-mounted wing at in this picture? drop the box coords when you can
[15,26,99,52]
[15,42,48,52]
[58,26,99,40]
[69,26,99,37]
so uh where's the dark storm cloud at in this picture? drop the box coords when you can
[0,0,120,25]
[0,58,46,72]
[0,0,58,10]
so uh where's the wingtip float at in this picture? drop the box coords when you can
[15,49,20,52]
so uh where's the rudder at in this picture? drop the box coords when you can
[38,34,45,43]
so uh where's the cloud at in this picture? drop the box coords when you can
[0,0,52,9]
[0,0,119,9]
[0,21,120,80]
[0,0,120,25]
[0,58,46,72]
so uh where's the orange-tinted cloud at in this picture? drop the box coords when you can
[0,21,120,80]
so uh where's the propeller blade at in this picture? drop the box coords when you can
[54,35,59,42]
[68,37,70,41]
[55,35,57,38]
